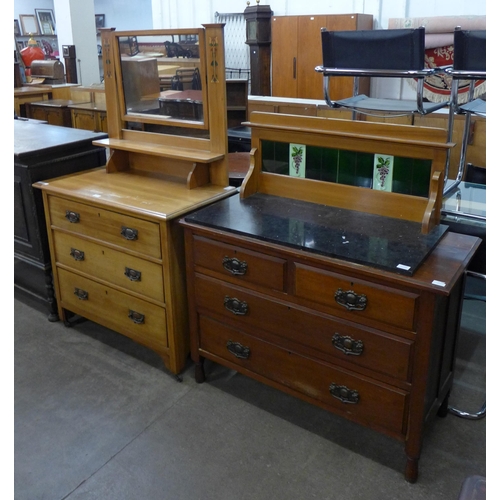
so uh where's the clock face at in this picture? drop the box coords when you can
[247,20,257,42]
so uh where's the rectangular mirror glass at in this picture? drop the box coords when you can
[116,30,208,132]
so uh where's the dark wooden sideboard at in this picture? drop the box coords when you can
[14,119,107,319]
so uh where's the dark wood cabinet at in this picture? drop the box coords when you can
[14,120,107,318]
[25,99,82,127]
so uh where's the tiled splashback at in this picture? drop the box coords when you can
[261,140,432,197]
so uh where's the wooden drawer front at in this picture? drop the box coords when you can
[48,196,161,259]
[294,264,417,331]
[199,315,408,434]
[195,276,413,381]
[53,231,164,303]
[192,235,286,291]
[58,268,168,349]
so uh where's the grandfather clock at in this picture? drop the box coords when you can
[244,0,272,96]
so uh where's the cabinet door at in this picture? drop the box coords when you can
[26,104,47,122]
[45,108,70,127]
[71,109,97,131]
[296,15,330,99]
[271,14,373,101]
[271,16,298,98]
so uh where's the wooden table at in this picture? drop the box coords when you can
[14,86,52,117]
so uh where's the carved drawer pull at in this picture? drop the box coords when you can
[332,333,364,356]
[65,210,80,223]
[226,340,251,360]
[329,383,360,404]
[73,288,88,300]
[335,288,367,311]
[121,226,138,241]
[124,267,141,282]
[128,310,145,324]
[222,256,248,276]
[224,295,249,315]
[70,248,85,261]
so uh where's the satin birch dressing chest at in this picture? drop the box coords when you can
[180,112,480,482]
[34,25,236,375]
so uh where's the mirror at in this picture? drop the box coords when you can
[115,29,208,132]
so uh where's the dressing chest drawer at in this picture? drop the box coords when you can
[48,196,162,259]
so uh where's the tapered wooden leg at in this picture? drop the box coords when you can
[194,357,205,383]
[437,391,450,418]
[405,457,419,483]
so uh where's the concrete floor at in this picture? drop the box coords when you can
[14,277,486,500]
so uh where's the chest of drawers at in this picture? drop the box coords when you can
[36,168,236,375]
[180,194,480,482]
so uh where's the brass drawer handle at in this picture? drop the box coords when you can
[124,267,141,282]
[222,256,248,276]
[226,340,250,360]
[128,310,145,324]
[73,288,88,300]
[335,288,367,311]
[329,383,359,404]
[65,210,80,223]
[224,295,248,315]
[121,226,138,241]
[332,333,364,356]
[70,248,85,261]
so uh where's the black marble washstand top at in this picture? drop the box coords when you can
[184,193,448,276]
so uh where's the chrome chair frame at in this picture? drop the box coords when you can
[444,27,486,194]
[315,27,449,118]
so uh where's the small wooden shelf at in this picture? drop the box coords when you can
[93,138,225,163]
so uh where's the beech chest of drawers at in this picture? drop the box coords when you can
[34,24,236,375]
[36,168,235,375]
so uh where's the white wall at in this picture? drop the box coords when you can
[150,0,486,29]
[15,0,487,87]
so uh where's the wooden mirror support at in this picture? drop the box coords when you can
[96,25,229,188]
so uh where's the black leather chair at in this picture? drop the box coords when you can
[315,27,449,117]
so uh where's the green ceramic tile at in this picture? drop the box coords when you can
[392,157,413,195]
[261,140,274,162]
[275,141,289,164]
[338,150,359,186]
[411,159,432,197]
[321,147,339,183]
[355,152,373,188]
[261,140,288,175]
[305,146,322,180]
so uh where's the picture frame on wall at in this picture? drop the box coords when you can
[35,9,56,36]
[14,19,21,36]
[19,15,40,36]
[95,14,105,29]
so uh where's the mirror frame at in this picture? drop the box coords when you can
[111,28,209,130]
